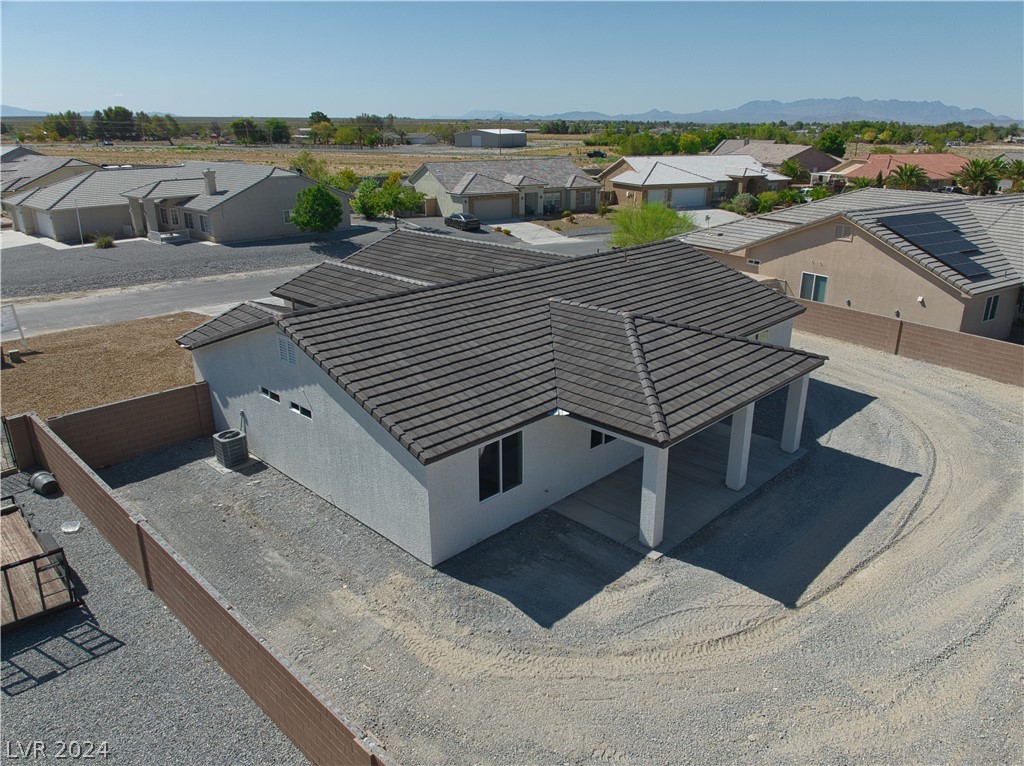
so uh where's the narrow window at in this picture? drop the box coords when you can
[983,294,999,322]
[835,224,853,240]
[290,402,311,419]
[159,207,168,225]
[199,214,210,233]
[800,272,828,303]
[746,258,761,266]
[278,336,297,365]
[283,209,293,224]
[169,208,180,226]
[184,212,194,229]
[479,431,523,501]
[260,386,280,402]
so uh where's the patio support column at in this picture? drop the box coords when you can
[726,403,755,490]
[781,374,810,453]
[142,199,160,234]
[639,445,669,549]
[128,199,145,237]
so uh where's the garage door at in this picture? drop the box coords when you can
[647,189,667,205]
[471,134,482,148]
[472,197,515,221]
[35,213,55,238]
[669,187,707,209]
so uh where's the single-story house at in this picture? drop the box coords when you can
[408,158,602,218]
[681,188,1023,340]
[2,153,99,197]
[454,129,527,149]
[996,152,1024,192]
[710,139,840,175]
[2,160,351,244]
[178,232,824,566]
[382,132,437,145]
[812,153,968,190]
[600,155,791,208]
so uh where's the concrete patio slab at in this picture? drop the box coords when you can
[549,422,804,557]
[490,220,571,245]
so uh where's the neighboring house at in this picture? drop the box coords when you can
[599,155,790,209]
[813,153,968,190]
[2,161,351,244]
[710,139,840,175]
[996,152,1024,192]
[383,132,438,145]
[2,154,99,197]
[681,188,1023,340]
[454,129,527,149]
[179,232,823,566]
[0,146,40,162]
[408,158,601,218]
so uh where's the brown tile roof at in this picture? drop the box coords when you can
[177,301,285,349]
[275,238,815,463]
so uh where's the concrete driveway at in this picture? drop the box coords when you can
[684,207,745,228]
[488,220,572,246]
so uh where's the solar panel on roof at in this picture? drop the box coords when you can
[877,212,991,279]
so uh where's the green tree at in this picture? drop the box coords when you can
[846,176,876,190]
[42,110,87,140]
[265,118,291,144]
[327,169,361,191]
[332,125,359,145]
[352,179,382,218]
[309,111,331,126]
[886,164,928,190]
[1002,159,1024,192]
[677,132,702,155]
[230,118,265,145]
[816,130,846,158]
[91,105,135,140]
[376,179,425,230]
[778,158,808,182]
[290,185,343,234]
[289,149,329,181]
[955,158,1000,195]
[610,203,695,248]
[808,186,832,200]
[310,121,335,145]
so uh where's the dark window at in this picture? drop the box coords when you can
[800,272,828,303]
[983,295,999,322]
[479,432,523,501]
[290,402,311,419]
[590,429,617,448]
[260,386,280,402]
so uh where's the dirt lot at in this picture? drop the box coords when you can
[532,211,615,233]
[101,331,1023,765]
[0,313,202,418]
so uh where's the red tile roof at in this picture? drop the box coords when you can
[844,153,968,181]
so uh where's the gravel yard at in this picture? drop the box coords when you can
[1,224,388,299]
[98,331,1022,765]
[0,473,310,766]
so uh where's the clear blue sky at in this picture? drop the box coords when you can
[3,1,1022,119]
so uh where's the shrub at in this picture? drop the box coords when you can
[756,191,781,213]
[502,228,512,236]
[83,232,97,243]
[553,225,561,231]
[94,235,114,249]
[597,203,609,217]
[778,188,803,206]
[730,193,758,214]
[809,187,832,201]
[561,210,572,218]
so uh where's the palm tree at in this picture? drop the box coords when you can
[886,163,929,190]
[847,176,876,191]
[955,158,1000,195]
[778,158,808,183]
[1002,159,1024,192]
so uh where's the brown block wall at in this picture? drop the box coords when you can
[898,322,1024,387]
[27,415,147,579]
[792,299,902,354]
[793,299,1023,386]
[13,414,393,766]
[46,383,215,469]
[3,414,37,470]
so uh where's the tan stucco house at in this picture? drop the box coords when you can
[409,158,601,219]
[710,139,840,175]
[600,155,791,209]
[2,160,351,244]
[682,189,1023,340]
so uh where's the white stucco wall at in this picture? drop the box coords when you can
[424,415,643,565]
[192,327,433,563]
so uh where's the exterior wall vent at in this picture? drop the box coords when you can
[213,429,248,468]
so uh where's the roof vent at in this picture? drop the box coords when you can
[213,429,248,468]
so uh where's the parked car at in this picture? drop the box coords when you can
[938,186,965,194]
[444,213,481,231]
[100,140,113,146]
[587,150,606,158]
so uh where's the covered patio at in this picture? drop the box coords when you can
[549,421,804,557]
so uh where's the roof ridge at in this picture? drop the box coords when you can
[334,259,434,287]
[621,312,671,444]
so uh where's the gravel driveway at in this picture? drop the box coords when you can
[99,331,1022,765]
